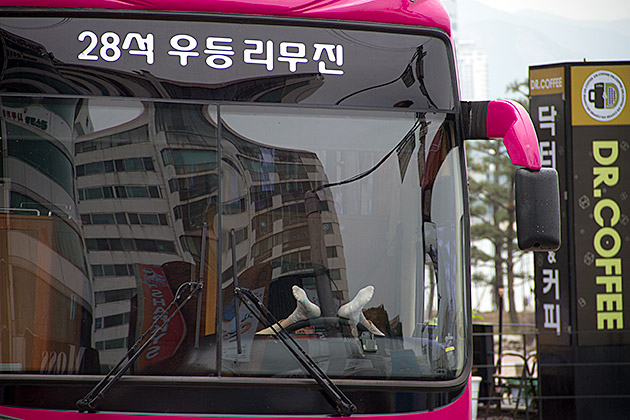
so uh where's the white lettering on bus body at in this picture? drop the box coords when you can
[204,37,234,69]
[168,34,199,66]
[278,42,308,72]
[79,31,154,64]
[78,31,345,75]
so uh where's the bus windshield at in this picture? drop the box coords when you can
[0,14,468,384]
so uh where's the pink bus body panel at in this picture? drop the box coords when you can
[0,0,451,36]
[0,3,475,419]
[0,377,471,420]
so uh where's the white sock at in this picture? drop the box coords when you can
[287,285,321,323]
[338,285,374,324]
[256,286,321,335]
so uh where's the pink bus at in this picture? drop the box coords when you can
[0,1,559,419]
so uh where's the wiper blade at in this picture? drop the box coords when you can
[78,223,209,413]
[235,286,357,416]
[77,280,202,412]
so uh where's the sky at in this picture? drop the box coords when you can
[455,0,630,99]
[459,0,630,311]
[476,0,630,21]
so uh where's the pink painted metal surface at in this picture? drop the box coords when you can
[0,4,466,417]
[0,0,451,36]
[0,377,471,420]
[486,100,542,170]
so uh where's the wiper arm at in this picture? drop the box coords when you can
[234,286,357,416]
[77,280,202,412]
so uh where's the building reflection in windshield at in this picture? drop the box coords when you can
[0,27,338,373]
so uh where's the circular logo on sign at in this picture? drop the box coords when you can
[581,70,626,122]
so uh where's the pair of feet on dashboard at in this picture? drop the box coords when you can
[256,285,385,336]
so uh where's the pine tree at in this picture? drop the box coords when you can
[466,79,531,325]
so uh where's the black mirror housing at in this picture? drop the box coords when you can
[515,167,561,251]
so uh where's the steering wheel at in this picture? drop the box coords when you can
[283,316,356,335]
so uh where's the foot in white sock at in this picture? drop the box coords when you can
[256,286,320,335]
[338,285,375,324]
[287,285,321,323]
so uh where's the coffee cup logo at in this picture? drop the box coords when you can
[582,70,626,122]
[588,82,605,109]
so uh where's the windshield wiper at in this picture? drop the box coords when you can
[234,286,357,416]
[76,280,202,412]
[77,223,209,413]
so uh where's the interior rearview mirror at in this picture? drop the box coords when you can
[515,167,561,251]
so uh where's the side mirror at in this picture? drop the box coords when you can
[462,100,561,251]
[515,168,561,251]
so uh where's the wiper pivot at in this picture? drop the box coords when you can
[235,286,357,416]
[77,281,202,412]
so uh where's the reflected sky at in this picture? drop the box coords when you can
[88,99,144,131]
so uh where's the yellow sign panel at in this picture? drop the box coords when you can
[530,66,565,96]
[571,65,630,126]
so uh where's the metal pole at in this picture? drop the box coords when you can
[230,228,242,354]
[304,191,336,318]
[498,287,504,376]
[194,222,208,349]
[215,105,223,377]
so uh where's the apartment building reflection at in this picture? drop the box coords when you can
[0,26,98,373]
[76,101,348,367]
[1,26,347,370]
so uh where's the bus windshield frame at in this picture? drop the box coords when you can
[0,10,472,414]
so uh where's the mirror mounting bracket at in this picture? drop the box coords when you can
[461,100,541,170]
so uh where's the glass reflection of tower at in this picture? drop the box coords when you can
[74,97,348,368]
[1,25,348,370]
[0,28,93,373]
[74,103,185,367]
[220,125,349,318]
[77,100,349,367]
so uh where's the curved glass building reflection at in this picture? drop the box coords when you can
[1,27,343,371]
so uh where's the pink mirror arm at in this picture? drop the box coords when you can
[486,100,542,170]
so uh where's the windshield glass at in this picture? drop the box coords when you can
[0,97,466,380]
[0,13,467,383]
[218,105,467,380]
